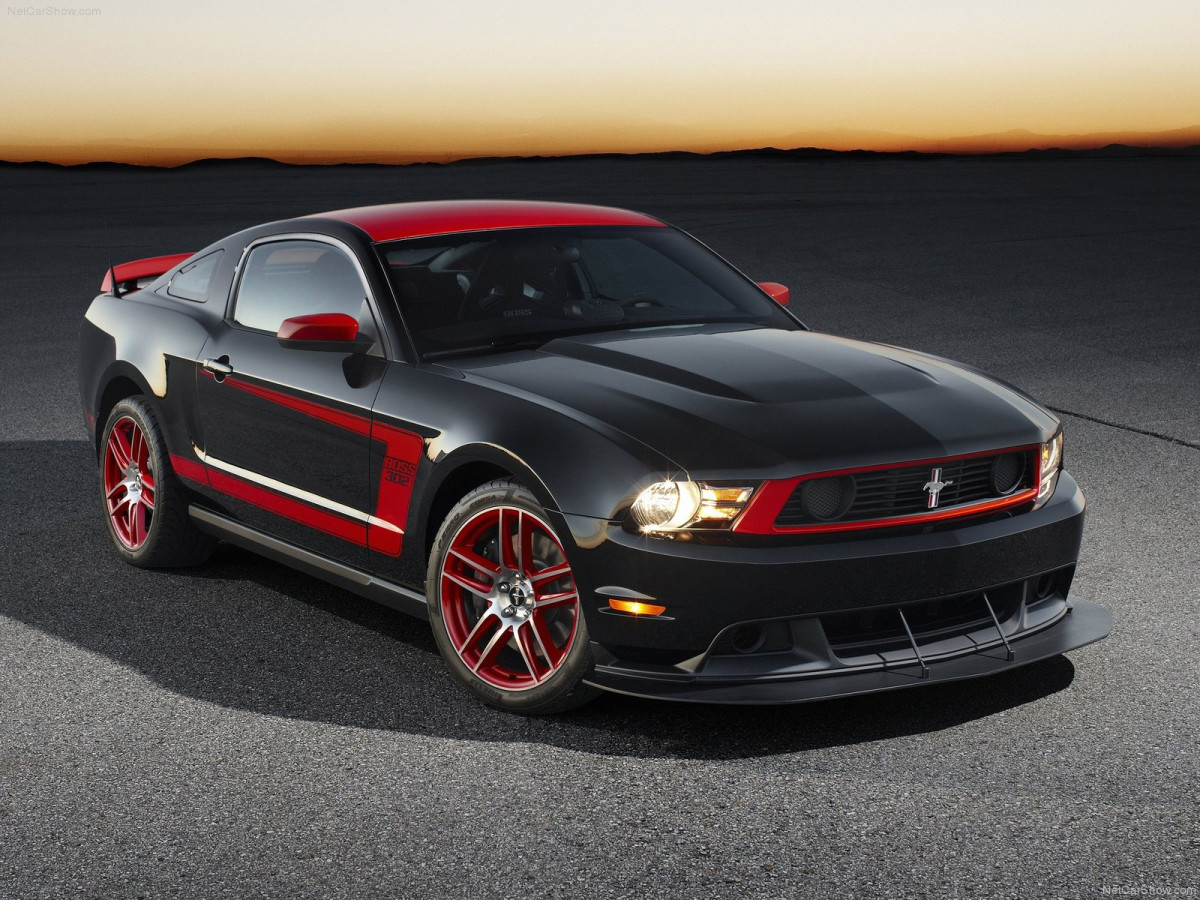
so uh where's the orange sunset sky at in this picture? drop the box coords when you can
[2,0,1199,166]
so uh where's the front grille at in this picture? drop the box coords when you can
[774,450,1035,529]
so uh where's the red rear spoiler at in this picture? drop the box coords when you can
[101,253,193,295]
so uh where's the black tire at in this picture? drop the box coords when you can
[426,479,599,714]
[98,396,216,568]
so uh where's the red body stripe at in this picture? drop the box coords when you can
[179,375,425,556]
[170,453,210,487]
[224,378,371,436]
[205,466,370,547]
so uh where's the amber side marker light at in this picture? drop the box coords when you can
[608,599,667,617]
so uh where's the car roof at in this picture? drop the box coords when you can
[307,200,665,243]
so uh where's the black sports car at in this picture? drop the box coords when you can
[79,200,1111,713]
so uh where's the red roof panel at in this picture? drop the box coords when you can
[311,200,664,242]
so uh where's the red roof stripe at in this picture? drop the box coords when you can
[310,200,664,242]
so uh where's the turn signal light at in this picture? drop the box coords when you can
[608,599,667,616]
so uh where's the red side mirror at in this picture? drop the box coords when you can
[757,282,790,306]
[277,313,360,349]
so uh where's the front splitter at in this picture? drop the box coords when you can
[584,598,1112,705]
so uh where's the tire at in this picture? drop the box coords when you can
[426,480,600,714]
[99,396,216,568]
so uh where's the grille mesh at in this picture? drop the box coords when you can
[775,450,1036,528]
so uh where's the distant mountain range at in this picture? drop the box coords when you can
[2,124,1198,168]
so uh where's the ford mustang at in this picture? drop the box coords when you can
[79,200,1111,713]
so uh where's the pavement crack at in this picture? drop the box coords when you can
[1048,406,1199,450]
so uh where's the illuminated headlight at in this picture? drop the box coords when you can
[1035,430,1064,507]
[630,481,756,532]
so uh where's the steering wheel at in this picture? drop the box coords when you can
[621,292,667,309]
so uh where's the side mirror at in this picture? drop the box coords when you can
[757,282,790,306]
[277,313,361,351]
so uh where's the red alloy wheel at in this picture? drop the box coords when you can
[439,506,580,691]
[102,415,156,550]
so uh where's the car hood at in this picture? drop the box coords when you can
[453,326,1058,476]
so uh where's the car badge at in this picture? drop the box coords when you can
[924,467,954,508]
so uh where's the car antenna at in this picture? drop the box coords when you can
[105,214,120,297]
[107,259,120,297]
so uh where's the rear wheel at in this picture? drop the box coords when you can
[99,397,215,567]
[427,480,598,714]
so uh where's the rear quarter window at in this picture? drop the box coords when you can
[166,250,223,302]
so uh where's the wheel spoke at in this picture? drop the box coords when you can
[109,427,133,470]
[457,611,500,655]
[533,589,578,610]
[141,486,155,510]
[130,500,149,545]
[443,568,493,597]
[517,512,536,575]
[528,615,558,671]
[105,480,126,501]
[472,624,512,674]
[125,500,139,543]
[530,561,572,584]
[130,426,146,469]
[448,545,500,578]
[497,507,519,570]
[109,493,132,517]
[515,624,544,682]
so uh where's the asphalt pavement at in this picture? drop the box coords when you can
[1,156,1197,899]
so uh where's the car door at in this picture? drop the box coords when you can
[193,234,389,568]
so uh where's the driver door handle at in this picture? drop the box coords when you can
[201,357,234,381]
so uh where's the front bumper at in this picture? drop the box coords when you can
[584,597,1111,704]
[561,472,1109,701]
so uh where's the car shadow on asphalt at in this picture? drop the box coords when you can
[4,440,1077,760]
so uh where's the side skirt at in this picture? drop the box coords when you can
[188,505,429,621]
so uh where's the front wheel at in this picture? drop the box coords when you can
[426,480,599,714]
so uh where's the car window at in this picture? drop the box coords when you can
[166,250,222,302]
[379,225,797,359]
[580,237,730,309]
[233,240,366,333]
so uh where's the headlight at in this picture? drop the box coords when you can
[1035,430,1064,507]
[630,481,757,532]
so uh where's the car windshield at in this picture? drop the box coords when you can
[378,225,798,359]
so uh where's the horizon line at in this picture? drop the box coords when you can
[4,140,1200,171]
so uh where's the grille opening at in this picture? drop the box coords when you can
[1036,573,1056,600]
[799,476,855,520]
[991,453,1026,495]
[710,620,794,657]
[729,624,766,654]
[1032,566,1075,603]
[822,587,1023,657]
[775,449,1038,529]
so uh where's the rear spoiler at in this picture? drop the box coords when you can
[101,253,193,296]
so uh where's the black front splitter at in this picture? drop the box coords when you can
[583,598,1112,705]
